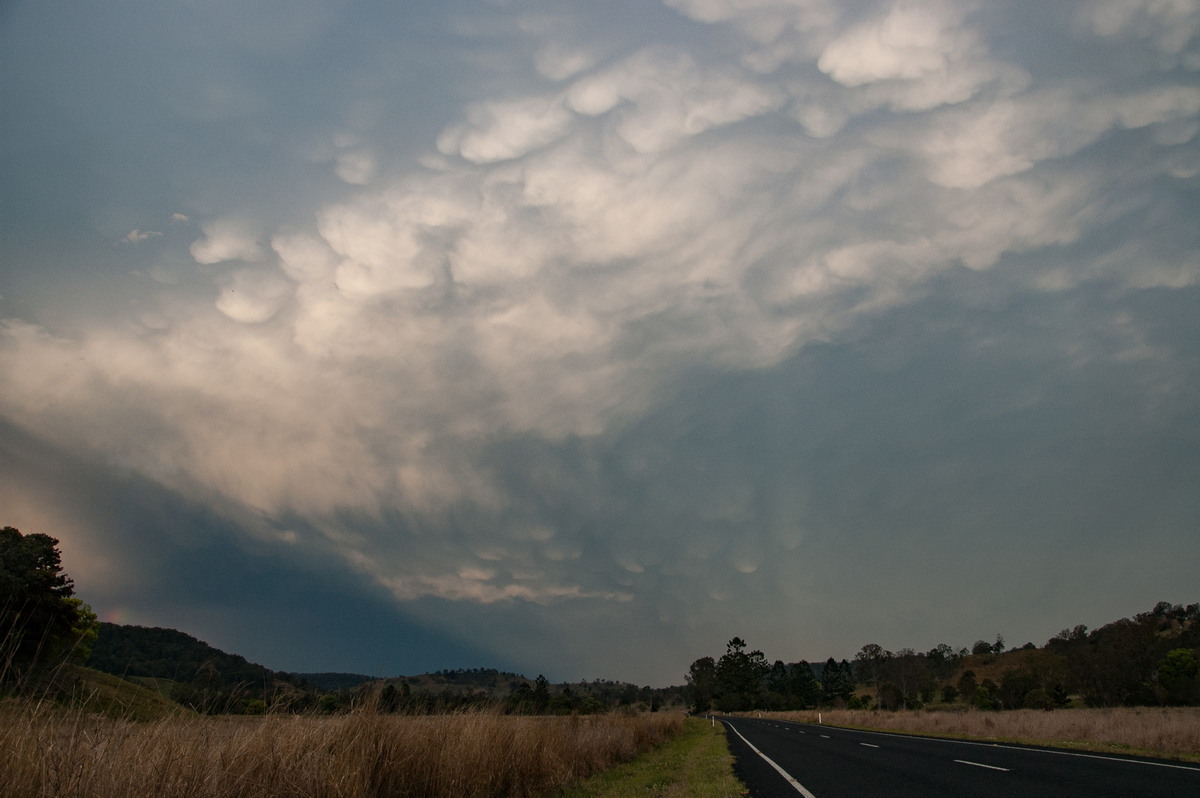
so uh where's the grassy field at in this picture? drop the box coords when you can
[749,707,1200,762]
[0,704,684,798]
[552,716,745,797]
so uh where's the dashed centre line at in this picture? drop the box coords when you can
[955,759,1011,772]
[860,743,880,748]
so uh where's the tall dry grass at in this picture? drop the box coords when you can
[758,707,1200,760]
[0,703,683,798]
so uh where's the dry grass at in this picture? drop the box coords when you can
[0,703,684,798]
[753,707,1200,761]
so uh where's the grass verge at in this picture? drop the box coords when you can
[551,716,746,798]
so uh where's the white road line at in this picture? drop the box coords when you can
[820,734,831,739]
[860,743,880,748]
[955,759,1011,772]
[724,721,818,798]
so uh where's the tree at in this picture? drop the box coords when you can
[1,526,95,682]
[714,638,768,711]
[957,670,977,701]
[1158,649,1199,706]
[888,648,931,709]
[854,643,892,708]
[925,643,959,681]
[789,661,824,708]
[533,674,550,712]
[379,683,399,712]
[821,658,854,705]
[686,656,716,713]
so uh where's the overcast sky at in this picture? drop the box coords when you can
[2,0,1198,686]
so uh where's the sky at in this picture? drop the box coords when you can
[1,0,1198,687]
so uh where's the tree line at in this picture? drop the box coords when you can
[688,603,1199,713]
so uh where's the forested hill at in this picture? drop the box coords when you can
[86,622,301,689]
[294,672,378,692]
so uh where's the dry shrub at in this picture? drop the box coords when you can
[761,707,1200,759]
[0,703,683,798]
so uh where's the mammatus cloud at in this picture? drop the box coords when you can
[122,229,162,244]
[189,218,267,265]
[1076,0,1200,58]
[2,0,1199,680]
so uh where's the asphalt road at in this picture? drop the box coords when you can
[718,716,1200,798]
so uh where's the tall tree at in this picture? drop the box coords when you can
[686,656,716,713]
[789,660,823,708]
[820,658,854,705]
[1,526,94,681]
[1158,649,1199,705]
[854,643,892,708]
[715,638,768,711]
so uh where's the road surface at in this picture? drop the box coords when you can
[718,716,1200,797]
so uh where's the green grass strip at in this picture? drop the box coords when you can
[552,716,747,798]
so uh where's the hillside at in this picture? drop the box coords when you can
[50,664,192,721]
[85,623,314,712]
[87,623,284,684]
[294,672,378,692]
[81,624,686,714]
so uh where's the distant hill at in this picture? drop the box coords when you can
[85,623,314,712]
[363,669,688,712]
[295,672,378,691]
[391,668,534,696]
[83,623,691,714]
[87,623,285,686]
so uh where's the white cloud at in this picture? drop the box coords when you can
[438,96,575,163]
[917,85,1200,188]
[215,268,293,324]
[1075,0,1200,56]
[334,149,378,185]
[317,192,440,297]
[663,0,839,70]
[122,229,162,244]
[189,218,266,264]
[534,43,598,81]
[271,232,337,283]
[816,1,1025,111]
[566,47,784,153]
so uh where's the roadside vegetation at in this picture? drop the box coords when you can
[0,703,684,798]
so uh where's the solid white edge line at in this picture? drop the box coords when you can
[723,720,818,798]
[955,759,1011,772]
